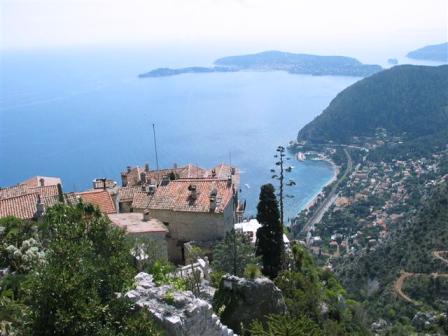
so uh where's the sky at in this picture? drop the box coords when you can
[1,0,447,53]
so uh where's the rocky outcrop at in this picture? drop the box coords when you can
[213,275,287,334]
[126,272,235,336]
[412,311,447,332]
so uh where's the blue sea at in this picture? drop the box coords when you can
[3,45,436,221]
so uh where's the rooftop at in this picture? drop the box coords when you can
[0,192,59,219]
[20,176,62,188]
[76,190,116,214]
[108,213,168,234]
[145,178,235,213]
[121,163,239,188]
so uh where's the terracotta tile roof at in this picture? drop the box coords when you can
[118,186,143,202]
[0,180,63,219]
[29,185,60,199]
[132,191,153,210]
[146,179,235,213]
[0,193,58,219]
[121,166,146,186]
[76,190,116,214]
[0,185,29,200]
[122,164,209,187]
[20,176,62,188]
[0,193,39,219]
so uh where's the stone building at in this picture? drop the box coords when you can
[108,212,169,260]
[137,178,238,263]
[117,163,244,263]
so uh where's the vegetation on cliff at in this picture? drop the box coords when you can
[298,65,448,145]
[0,204,163,335]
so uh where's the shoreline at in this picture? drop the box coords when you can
[302,158,339,210]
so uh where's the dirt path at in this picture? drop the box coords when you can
[394,271,419,304]
[433,251,448,265]
[394,251,448,304]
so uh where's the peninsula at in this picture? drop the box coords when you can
[406,42,448,62]
[139,50,383,78]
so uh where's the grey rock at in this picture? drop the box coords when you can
[371,318,388,332]
[213,275,287,334]
[126,272,235,336]
[412,311,445,331]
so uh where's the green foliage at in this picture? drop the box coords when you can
[298,65,448,144]
[256,184,284,278]
[250,314,322,336]
[131,237,168,272]
[244,263,261,280]
[212,229,258,277]
[0,204,164,335]
[210,270,226,288]
[163,291,175,305]
[274,243,369,335]
[0,216,37,269]
[335,181,448,326]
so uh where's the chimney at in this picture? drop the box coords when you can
[188,184,197,200]
[227,176,232,187]
[121,174,128,187]
[145,163,150,172]
[173,163,178,169]
[140,172,147,185]
[142,210,151,222]
[35,194,45,218]
[39,178,45,187]
[57,183,64,203]
[231,167,236,175]
[127,166,132,173]
[210,184,217,212]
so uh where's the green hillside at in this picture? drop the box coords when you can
[334,180,448,332]
[297,65,448,144]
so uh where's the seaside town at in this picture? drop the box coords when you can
[0,163,253,265]
[291,131,448,264]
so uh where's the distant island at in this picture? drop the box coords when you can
[387,58,398,65]
[139,51,383,78]
[406,42,448,62]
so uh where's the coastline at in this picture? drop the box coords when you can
[302,158,339,210]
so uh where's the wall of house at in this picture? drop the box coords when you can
[134,201,235,264]
[119,201,133,213]
[128,231,169,262]
[148,205,234,242]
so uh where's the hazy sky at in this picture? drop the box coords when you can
[1,0,447,52]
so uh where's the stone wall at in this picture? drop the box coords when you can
[143,204,235,263]
[148,205,234,242]
[126,272,236,336]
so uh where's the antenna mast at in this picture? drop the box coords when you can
[152,123,160,183]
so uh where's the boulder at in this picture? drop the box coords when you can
[412,311,446,331]
[126,272,235,336]
[213,275,286,334]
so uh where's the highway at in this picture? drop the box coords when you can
[302,148,353,233]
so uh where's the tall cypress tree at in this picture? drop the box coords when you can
[255,183,284,278]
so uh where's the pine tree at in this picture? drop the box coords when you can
[212,229,258,277]
[255,183,284,278]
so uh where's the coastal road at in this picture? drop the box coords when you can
[302,148,353,233]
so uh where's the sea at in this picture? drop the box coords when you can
[0,46,443,221]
